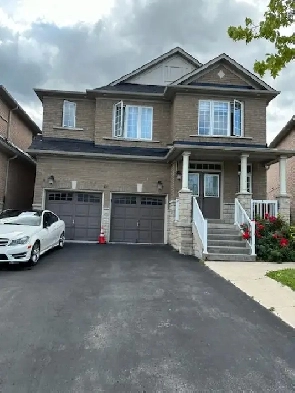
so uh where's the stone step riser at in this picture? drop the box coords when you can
[205,253,256,262]
[208,229,240,235]
[208,240,246,247]
[208,234,242,241]
[208,247,250,255]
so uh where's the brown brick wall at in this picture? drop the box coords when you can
[42,97,95,141]
[172,93,267,145]
[94,98,171,147]
[0,98,33,150]
[0,152,7,208]
[33,156,171,207]
[267,128,295,222]
[194,64,252,87]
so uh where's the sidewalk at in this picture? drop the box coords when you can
[205,262,295,328]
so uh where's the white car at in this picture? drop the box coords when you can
[0,209,65,267]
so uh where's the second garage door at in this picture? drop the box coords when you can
[110,194,165,243]
[46,191,102,241]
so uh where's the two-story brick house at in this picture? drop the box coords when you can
[29,47,294,260]
[267,116,295,223]
[0,85,40,211]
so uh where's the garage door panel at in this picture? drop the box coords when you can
[111,194,165,243]
[46,191,101,241]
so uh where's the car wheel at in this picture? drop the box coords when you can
[28,242,40,267]
[57,232,65,249]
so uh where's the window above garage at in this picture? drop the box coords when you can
[113,101,153,141]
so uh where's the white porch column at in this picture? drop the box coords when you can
[181,152,190,190]
[279,155,287,196]
[240,154,249,194]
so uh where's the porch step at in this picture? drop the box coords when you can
[208,246,249,255]
[208,227,239,235]
[208,239,246,247]
[208,233,242,241]
[205,253,256,262]
[207,219,226,224]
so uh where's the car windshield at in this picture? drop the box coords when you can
[0,210,42,226]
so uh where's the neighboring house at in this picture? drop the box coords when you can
[28,47,294,260]
[267,116,295,223]
[0,86,40,211]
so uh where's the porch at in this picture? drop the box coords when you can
[168,145,293,260]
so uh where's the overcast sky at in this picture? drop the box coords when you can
[0,0,294,143]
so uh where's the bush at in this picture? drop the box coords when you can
[241,214,295,263]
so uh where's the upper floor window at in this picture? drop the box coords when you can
[62,100,76,128]
[198,99,243,137]
[113,101,153,140]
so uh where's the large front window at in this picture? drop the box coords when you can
[113,101,153,140]
[198,99,243,137]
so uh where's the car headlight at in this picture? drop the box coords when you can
[8,236,30,246]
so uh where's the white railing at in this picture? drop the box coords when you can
[235,198,255,255]
[251,200,278,220]
[192,197,208,254]
[175,199,179,221]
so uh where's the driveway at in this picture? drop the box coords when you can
[0,244,294,392]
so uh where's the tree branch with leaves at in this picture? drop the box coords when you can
[228,0,295,78]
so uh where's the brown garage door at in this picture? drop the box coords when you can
[110,194,165,243]
[46,191,102,241]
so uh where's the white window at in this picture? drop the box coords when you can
[198,99,243,137]
[62,100,76,128]
[113,102,153,140]
[238,164,252,193]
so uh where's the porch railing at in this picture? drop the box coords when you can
[192,197,208,254]
[175,199,179,221]
[251,200,278,220]
[235,198,255,255]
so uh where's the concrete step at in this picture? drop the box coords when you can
[208,233,242,241]
[205,253,256,262]
[207,219,226,224]
[208,246,250,255]
[207,223,237,229]
[208,239,246,247]
[208,228,240,235]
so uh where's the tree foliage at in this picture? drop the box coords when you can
[228,0,295,78]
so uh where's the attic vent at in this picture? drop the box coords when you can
[217,70,225,79]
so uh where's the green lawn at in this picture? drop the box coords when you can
[266,269,295,291]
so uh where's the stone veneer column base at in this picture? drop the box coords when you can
[101,208,110,241]
[176,189,193,255]
[276,195,291,225]
[236,192,252,218]
[33,203,43,210]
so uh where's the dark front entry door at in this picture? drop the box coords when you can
[46,192,102,241]
[110,194,165,243]
[188,172,220,219]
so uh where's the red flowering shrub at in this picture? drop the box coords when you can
[240,214,295,263]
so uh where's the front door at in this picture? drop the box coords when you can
[189,172,220,219]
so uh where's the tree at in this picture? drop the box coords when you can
[228,0,295,78]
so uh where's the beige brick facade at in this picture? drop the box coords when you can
[267,128,295,223]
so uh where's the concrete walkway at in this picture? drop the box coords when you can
[206,261,295,328]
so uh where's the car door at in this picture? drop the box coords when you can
[40,212,51,251]
[50,213,61,245]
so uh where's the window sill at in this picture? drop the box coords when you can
[53,126,84,131]
[103,137,160,143]
[189,135,252,140]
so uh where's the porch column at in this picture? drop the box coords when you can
[240,154,248,194]
[236,154,252,217]
[181,152,190,190]
[276,155,290,224]
[279,155,287,196]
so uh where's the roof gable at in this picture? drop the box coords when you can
[269,116,295,148]
[109,47,202,86]
[172,53,276,92]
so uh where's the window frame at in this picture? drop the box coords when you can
[62,100,76,128]
[198,99,244,137]
[113,102,153,141]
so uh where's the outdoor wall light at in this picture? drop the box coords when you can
[48,175,55,185]
[157,181,163,191]
[176,170,182,181]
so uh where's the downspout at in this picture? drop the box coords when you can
[3,155,17,210]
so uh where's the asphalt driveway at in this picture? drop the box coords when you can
[0,244,294,392]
